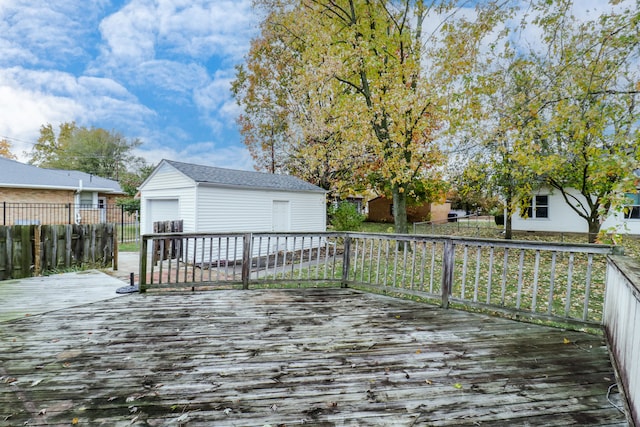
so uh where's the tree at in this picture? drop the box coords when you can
[245,0,504,233]
[510,0,640,243]
[456,54,542,239]
[232,19,295,174]
[116,164,155,213]
[232,8,362,195]
[29,122,146,181]
[0,139,17,159]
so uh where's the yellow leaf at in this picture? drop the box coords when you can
[72,418,79,425]
[453,383,463,389]
[563,338,571,344]
[415,349,422,354]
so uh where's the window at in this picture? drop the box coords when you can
[78,192,95,208]
[525,195,549,219]
[624,193,640,219]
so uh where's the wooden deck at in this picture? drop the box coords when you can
[0,288,628,426]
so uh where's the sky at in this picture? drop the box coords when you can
[0,0,259,171]
[0,0,633,173]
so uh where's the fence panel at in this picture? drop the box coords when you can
[140,232,345,292]
[0,224,114,280]
[448,238,612,326]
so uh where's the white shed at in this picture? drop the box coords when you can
[139,160,327,234]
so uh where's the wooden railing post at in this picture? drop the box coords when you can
[242,233,252,290]
[139,236,148,293]
[441,239,455,309]
[341,234,351,288]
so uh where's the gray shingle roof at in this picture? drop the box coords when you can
[164,160,326,193]
[0,157,124,193]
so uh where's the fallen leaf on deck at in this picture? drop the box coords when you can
[563,338,571,344]
[453,383,463,389]
[38,408,46,416]
[72,418,79,425]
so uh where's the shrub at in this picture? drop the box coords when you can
[328,202,366,231]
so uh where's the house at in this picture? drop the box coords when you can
[511,187,640,236]
[0,157,125,225]
[367,196,451,223]
[138,159,327,235]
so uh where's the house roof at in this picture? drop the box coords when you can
[160,159,326,193]
[0,156,124,193]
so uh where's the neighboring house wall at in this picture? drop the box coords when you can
[367,196,451,223]
[512,187,640,235]
[429,202,452,223]
[1,188,123,225]
[0,187,76,204]
[367,197,394,223]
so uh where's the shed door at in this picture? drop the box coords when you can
[272,200,290,232]
[147,199,179,233]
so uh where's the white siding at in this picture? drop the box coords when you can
[195,185,326,233]
[139,164,197,234]
[512,187,640,235]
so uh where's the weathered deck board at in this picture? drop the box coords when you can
[0,288,627,426]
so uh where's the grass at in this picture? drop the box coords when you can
[118,241,140,252]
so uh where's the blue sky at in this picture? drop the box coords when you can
[0,0,258,170]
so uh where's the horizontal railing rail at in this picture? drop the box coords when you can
[140,231,614,327]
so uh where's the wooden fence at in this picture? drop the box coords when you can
[0,224,115,280]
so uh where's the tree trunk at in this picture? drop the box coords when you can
[505,193,513,240]
[587,219,600,244]
[505,213,513,240]
[392,186,408,234]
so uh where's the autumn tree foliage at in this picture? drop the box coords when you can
[508,0,640,242]
[0,139,17,160]
[236,0,505,233]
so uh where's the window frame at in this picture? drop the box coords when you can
[525,194,549,219]
[623,192,640,220]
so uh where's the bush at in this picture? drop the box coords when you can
[328,202,366,231]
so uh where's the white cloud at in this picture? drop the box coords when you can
[135,60,209,94]
[0,0,108,67]
[96,0,255,71]
[193,68,239,133]
[136,140,254,171]
[0,67,154,159]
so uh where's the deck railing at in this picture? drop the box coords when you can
[140,231,613,327]
[604,256,640,425]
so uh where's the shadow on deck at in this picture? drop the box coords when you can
[0,288,628,426]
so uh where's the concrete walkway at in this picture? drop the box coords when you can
[0,252,141,323]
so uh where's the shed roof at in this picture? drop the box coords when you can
[0,156,124,193]
[162,160,326,193]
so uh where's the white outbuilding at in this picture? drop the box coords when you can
[139,159,327,234]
